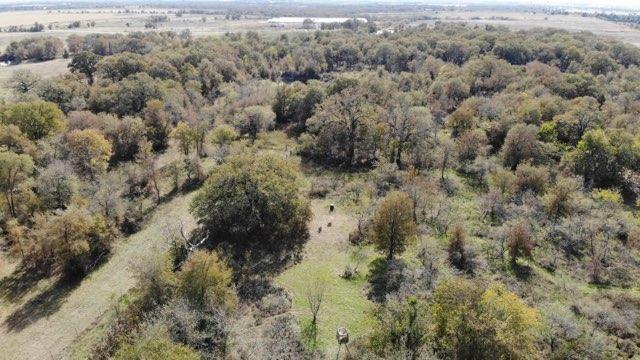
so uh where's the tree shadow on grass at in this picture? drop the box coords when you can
[0,266,49,303]
[513,262,534,281]
[3,278,79,332]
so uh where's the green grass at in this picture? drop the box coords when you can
[275,199,376,354]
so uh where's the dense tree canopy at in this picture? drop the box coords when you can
[2,18,640,360]
[190,154,311,275]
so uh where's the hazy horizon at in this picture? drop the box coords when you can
[0,0,638,10]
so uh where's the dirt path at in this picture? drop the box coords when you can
[0,193,197,360]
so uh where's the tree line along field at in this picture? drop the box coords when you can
[0,18,640,360]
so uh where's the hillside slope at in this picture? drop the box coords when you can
[0,193,196,360]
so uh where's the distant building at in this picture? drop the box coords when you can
[267,17,368,25]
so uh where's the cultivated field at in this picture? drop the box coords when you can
[409,11,640,47]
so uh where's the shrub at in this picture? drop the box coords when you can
[308,176,335,198]
[515,163,549,194]
[501,124,540,170]
[160,300,231,359]
[543,176,581,219]
[508,221,534,264]
[178,250,237,310]
[113,334,200,360]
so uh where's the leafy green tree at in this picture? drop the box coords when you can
[68,51,100,84]
[571,129,619,188]
[210,124,238,147]
[431,278,541,359]
[190,154,311,275]
[369,296,429,359]
[233,105,275,141]
[172,122,195,155]
[0,101,64,140]
[493,39,532,65]
[370,191,416,260]
[198,58,223,97]
[103,115,147,162]
[0,151,34,217]
[114,73,162,116]
[553,97,602,146]
[584,51,617,76]
[143,99,172,151]
[501,124,540,170]
[96,51,147,82]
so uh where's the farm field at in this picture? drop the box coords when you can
[0,7,280,49]
[408,11,640,47]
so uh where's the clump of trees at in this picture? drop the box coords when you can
[190,154,311,276]
[3,36,64,62]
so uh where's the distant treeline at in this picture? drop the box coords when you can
[597,13,640,27]
[2,22,45,33]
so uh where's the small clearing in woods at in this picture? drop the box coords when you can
[276,200,376,354]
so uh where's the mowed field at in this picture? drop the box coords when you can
[0,58,69,98]
[0,7,281,50]
[408,11,640,47]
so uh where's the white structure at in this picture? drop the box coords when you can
[267,17,368,24]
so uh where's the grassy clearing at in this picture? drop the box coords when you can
[275,199,376,355]
[0,58,70,98]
